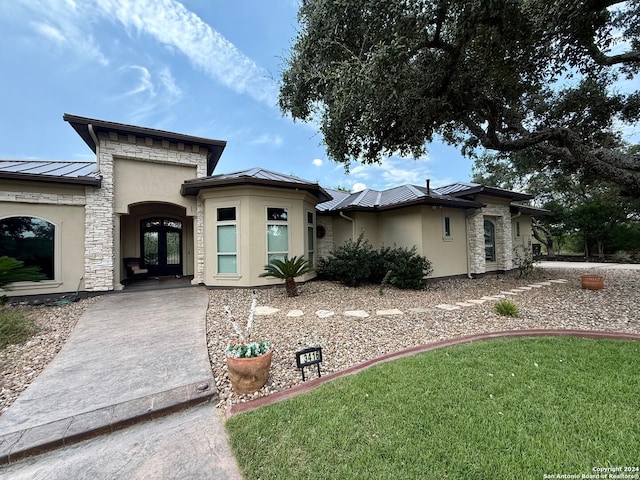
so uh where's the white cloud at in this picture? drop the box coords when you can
[352,182,367,192]
[30,22,67,44]
[125,66,155,96]
[312,158,323,167]
[95,0,279,106]
[349,156,435,189]
[251,133,284,146]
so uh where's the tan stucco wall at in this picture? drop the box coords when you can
[201,186,318,287]
[0,184,86,296]
[420,207,469,278]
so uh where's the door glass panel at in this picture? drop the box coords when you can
[484,220,496,262]
[166,231,180,265]
[143,231,159,265]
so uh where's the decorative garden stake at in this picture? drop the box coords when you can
[295,346,323,381]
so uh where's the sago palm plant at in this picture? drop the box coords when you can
[259,255,314,297]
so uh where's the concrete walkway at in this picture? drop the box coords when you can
[0,287,238,474]
[536,260,640,270]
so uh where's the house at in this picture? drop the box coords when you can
[0,115,543,298]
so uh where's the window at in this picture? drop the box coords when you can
[484,219,496,262]
[516,221,521,237]
[307,212,314,267]
[216,207,237,274]
[444,216,451,238]
[0,216,55,280]
[267,207,288,263]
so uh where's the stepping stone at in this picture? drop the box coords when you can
[436,304,461,311]
[528,284,544,288]
[549,279,568,283]
[466,299,487,304]
[255,306,280,315]
[315,310,335,318]
[510,288,527,293]
[344,310,370,318]
[287,310,304,317]
[455,302,475,307]
[376,309,404,316]
[408,308,432,313]
[480,296,502,301]
[493,294,507,298]
[516,286,533,290]
[500,291,517,296]
[538,281,552,286]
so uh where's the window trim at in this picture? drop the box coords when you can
[306,210,315,267]
[266,206,289,264]
[215,206,239,276]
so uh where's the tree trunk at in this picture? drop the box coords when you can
[532,218,556,257]
[285,277,299,297]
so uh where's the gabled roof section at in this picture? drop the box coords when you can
[435,182,533,201]
[181,167,332,202]
[511,203,553,217]
[0,160,101,187]
[317,184,483,212]
[63,113,227,175]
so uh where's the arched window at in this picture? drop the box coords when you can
[484,219,496,262]
[0,216,55,280]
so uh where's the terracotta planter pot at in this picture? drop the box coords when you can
[226,349,273,394]
[581,274,604,290]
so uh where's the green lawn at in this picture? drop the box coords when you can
[226,337,640,480]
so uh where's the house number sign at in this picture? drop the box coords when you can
[295,346,323,381]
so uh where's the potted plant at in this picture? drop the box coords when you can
[259,255,314,297]
[224,298,273,394]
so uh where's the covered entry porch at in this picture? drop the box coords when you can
[118,202,196,287]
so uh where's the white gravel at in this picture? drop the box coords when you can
[2,267,638,416]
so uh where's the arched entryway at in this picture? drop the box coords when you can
[141,217,183,276]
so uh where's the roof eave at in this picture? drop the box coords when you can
[63,113,227,175]
[0,171,102,187]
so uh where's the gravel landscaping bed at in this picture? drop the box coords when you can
[206,267,640,411]
[0,297,99,414]
[1,267,638,416]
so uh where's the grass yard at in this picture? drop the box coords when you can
[0,307,38,350]
[226,337,640,479]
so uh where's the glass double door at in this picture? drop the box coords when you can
[141,218,183,276]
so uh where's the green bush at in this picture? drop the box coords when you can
[494,299,520,317]
[0,308,38,350]
[321,234,433,289]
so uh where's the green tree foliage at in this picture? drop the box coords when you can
[280,0,640,197]
[259,255,314,297]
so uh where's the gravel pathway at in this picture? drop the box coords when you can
[2,267,638,416]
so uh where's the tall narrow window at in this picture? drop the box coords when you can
[0,216,55,280]
[516,221,521,237]
[444,216,451,238]
[217,207,237,274]
[267,207,288,263]
[484,219,496,262]
[307,211,314,267]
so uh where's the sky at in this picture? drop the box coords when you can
[0,0,479,192]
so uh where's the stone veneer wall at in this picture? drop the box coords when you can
[316,215,334,262]
[85,133,208,291]
[467,204,513,275]
[0,191,86,206]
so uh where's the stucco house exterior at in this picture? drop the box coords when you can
[0,115,542,298]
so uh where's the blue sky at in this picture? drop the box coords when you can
[0,0,478,192]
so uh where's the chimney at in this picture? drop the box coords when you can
[426,179,431,195]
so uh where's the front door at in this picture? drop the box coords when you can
[141,218,183,276]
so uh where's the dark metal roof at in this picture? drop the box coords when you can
[0,160,101,187]
[511,204,553,217]
[63,113,227,176]
[317,184,483,212]
[435,182,533,201]
[181,167,333,202]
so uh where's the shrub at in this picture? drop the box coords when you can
[320,233,378,287]
[379,245,433,290]
[0,308,38,350]
[494,299,520,317]
[322,235,433,289]
[513,246,535,278]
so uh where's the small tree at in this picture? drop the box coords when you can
[260,256,314,297]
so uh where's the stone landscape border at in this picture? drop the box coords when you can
[226,329,640,418]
